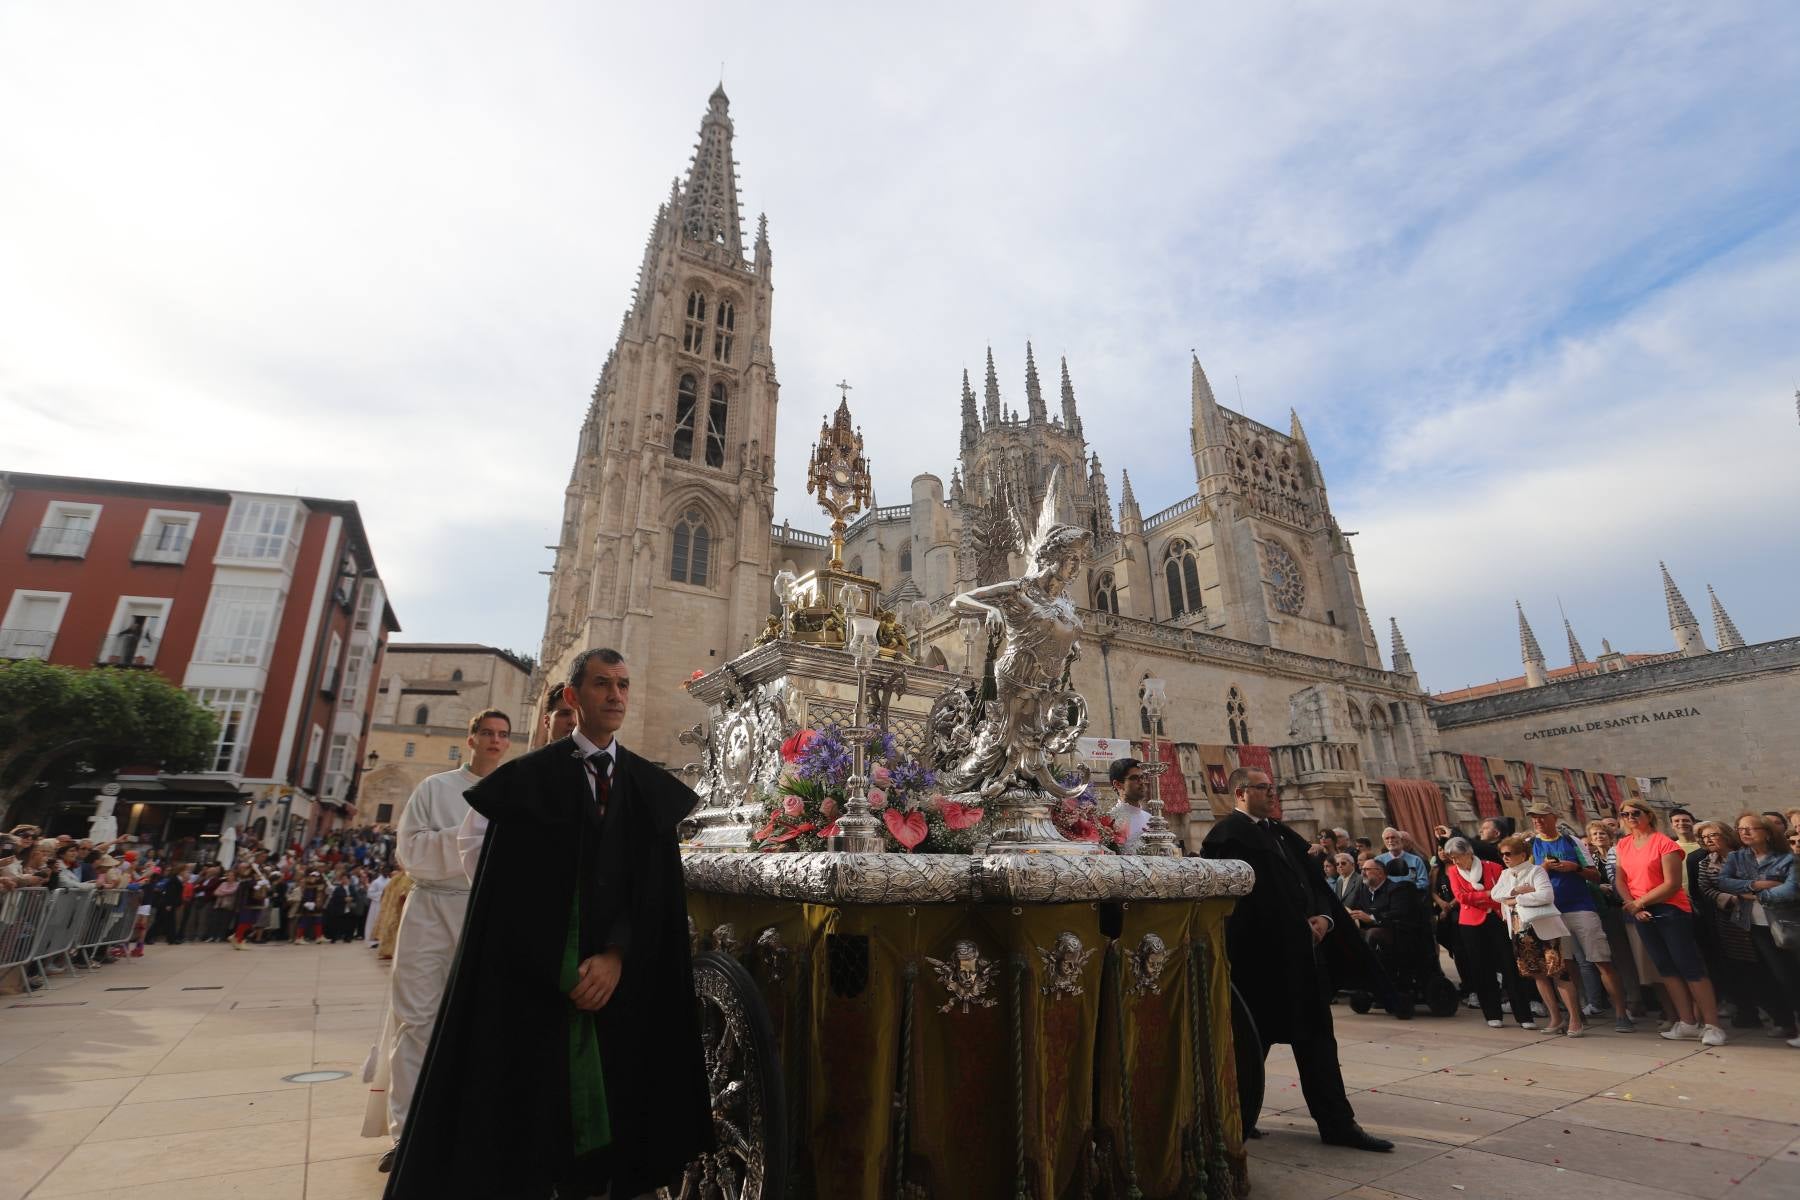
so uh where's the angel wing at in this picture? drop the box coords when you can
[1021,464,1062,566]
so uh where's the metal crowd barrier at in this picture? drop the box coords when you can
[0,888,139,991]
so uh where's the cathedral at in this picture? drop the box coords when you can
[538,88,1681,839]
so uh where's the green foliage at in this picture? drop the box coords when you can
[0,659,219,825]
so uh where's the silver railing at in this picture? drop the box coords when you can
[0,888,138,991]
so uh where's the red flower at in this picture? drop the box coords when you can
[884,808,928,851]
[779,729,819,763]
[818,821,840,839]
[940,801,985,831]
[766,821,816,845]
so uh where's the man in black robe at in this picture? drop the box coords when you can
[385,648,711,1199]
[1202,767,1393,1152]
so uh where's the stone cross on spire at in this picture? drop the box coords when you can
[1707,584,1745,650]
[1660,561,1708,657]
[1517,601,1547,687]
[681,85,744,255]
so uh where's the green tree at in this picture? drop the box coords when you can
[0,659,218,828]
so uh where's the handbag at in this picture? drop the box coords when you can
[1771,915,1799,951]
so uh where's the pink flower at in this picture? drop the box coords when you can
[884,808,928,851]
[818,821,840,839]
[819,797,840,820]
[941,801,985,831]
[866,789,888,811]
[781,796,805,819]
[870,764,893,786]
[926,793,948,814]
[779,729,819,763]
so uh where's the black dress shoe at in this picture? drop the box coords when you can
[1320,1126,1394,1152]
[1243,1126,1264,1139]
[377,1147,396,1173]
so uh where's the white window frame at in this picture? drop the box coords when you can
[323,732,352,799]
[303,724,325,792]
[322,630,344,695]
[215,496,303,570]
[339,641,368,707]
[30,502,102,558]
[193,584,286,667]
[99,595,174,666]
[187,687,260,774]
[2,589,72,659]
[133,508,199,565]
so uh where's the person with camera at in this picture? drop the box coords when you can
[1526,801,1633,1031]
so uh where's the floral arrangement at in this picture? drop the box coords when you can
[1048,774,1126,849]
[752,724,988,853]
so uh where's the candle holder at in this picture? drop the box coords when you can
[827,590,887,854]
[1136,677,1182,857]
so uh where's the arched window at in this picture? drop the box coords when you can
[712,299,735,363]
[705,383,728,468]
[1094,570,1117,613]
[670,508,711,586]
[672,374,698,460]
[1226,687,1250,745]
[898,544,912,574]
[682,291,707,354]
[848,556,864,577]
[414,704,430,726]
[1368,705,1394,773]
[449,669,463,682]
[1164,540,1201,618]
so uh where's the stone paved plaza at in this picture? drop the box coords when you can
[1,942,1797,1199]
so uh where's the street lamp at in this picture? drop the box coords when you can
[1136,678,1181,857]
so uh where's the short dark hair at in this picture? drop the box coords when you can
[1108,757,1142,785]
[545,682,573,709]
[1226,767,1261,795]
[468,709,510,736]
[569,647,626,689]
[1669,807,1694,820]
[1363,857,1392,876]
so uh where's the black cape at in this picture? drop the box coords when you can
[1202,809,1387,1043]
[384,737,712,1199]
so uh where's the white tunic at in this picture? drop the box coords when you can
[365,767,477,1142]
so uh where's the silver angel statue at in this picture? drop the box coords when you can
[942,467,1093,801]
[926,939,1000,1014]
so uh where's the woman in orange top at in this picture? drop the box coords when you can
[1444,837,1539,1028]
[1615,803,1724,1045]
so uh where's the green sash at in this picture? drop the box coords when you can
[559,894,611,1156]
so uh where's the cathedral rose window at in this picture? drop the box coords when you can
[1264,541,1305,615]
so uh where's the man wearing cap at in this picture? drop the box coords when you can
[1527,800,1633,1032]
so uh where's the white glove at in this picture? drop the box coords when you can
[304,902,315,911]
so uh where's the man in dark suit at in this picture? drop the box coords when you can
[1202,767,1393,1152]
[386,648,711,1199]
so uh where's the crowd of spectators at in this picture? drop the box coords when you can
[1310,804,1800,1046]
[1,820,404,986]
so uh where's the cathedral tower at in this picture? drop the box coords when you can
[539,87,779,760]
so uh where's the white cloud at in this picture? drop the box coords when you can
[2,1,1796,687]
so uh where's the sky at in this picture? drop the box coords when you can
[3,2,1797,693]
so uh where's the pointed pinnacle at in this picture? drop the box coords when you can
[1707,584,1745,649]
[1289,407,1309,443]
[1660,561,1700,631]
[1119,469,1137,505]
[1388,617,1409,656]
[1191,355,1218,407]
[1516,601,1546,665]
[1563,618,1588,665]
[1024,342,1045,418]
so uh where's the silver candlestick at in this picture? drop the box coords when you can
[826,592,887,854]
[1136,677,1182,857]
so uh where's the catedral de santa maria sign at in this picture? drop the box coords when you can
[1523,706,1701,742]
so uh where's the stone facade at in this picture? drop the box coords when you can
[1431,637,1800,820]
[359,643,531,824]
[539,88,1680,844]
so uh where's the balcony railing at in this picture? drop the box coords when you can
[0,627,55,659]
[28,527,91,558]
[132,533,191,565]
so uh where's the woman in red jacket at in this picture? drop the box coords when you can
[1445,837,1540,1028]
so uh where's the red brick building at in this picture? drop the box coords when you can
[0,472,399,852]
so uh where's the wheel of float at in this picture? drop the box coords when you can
[669,950,787,1200]
[1425,976,1460,1018]
[1348,991,1373,1015]
[1229,982,1263,1116]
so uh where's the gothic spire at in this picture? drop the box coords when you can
[1117,468,1142,534]
[1289,407,1309,444]
[1661,561,1707,656]
[1024,342,1047,423]
[1389,617,1414,675]
[960,368,979,452]
[1707,584,1745,650]
[680,85,744,256]
[983,346,1001,427]
[753,211,771,273]
[1060,356,1081,436]
[1564,618,1588,666]
[1517,601,1547,687]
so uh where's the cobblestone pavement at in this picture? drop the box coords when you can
[2,941,1797,1198]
